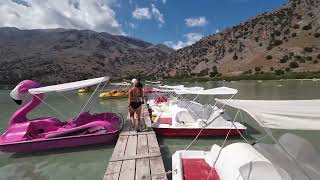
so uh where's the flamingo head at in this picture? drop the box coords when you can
[10,80,41,105]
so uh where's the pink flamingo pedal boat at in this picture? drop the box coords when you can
[0,76,122,153]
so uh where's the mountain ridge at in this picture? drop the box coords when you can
[0,27,173,84]
[159,0,320,79]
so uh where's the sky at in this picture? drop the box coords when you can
[0,0,288,49]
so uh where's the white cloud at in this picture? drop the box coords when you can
[162,0,167,4]
[185,17,208,27]
[151,4,164,25]
[132,4,164,26]
[128,22,136,28]
[0,0,123,34]
[164,33,202,50]
[132,7,152,19]
[215,29,220,33]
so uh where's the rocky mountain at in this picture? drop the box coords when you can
[0,27,173,84]
[160,0,320,78]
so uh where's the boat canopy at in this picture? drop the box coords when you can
[110,82,131,86]
[158,85,184,89]
[216,99,320,130]
[29,76,109,95]
[175,86,238,95]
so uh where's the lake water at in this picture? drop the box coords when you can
[1,80,320,180]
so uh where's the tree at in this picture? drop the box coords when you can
[289,61,299,68]
[275,69,284,75]
[266,55,272,60]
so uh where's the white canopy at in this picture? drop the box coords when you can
[29,76,109,94]
[216,99,320,130]
[175,86,238,95]
[110,82,131,86]
[158,85,184,89]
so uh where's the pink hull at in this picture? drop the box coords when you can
[153,128,244,137]
[0,131,118,153]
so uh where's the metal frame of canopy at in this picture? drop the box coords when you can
[26,76,124,126]
[213,98,318,180]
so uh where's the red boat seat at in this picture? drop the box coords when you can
[155,96,168,104]
[159,117,172,125]
[182,158,220,180]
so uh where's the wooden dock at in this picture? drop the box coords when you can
[103,108,167,180]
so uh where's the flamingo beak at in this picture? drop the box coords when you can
[10,84,24,105]
[12,99,22,105]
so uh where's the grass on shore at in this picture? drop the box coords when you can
[163,71,320,83]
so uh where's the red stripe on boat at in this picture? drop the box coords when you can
[159,117,172,125]
[182,158,220,180]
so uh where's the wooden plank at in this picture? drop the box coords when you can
[136,134,151,180]
[137,135,148,155]
[109,153,161,162]
[147,133,167,180]
[103,173,120,180]
[124,135,137,156]
[136,158,151,180]
[111,135,128,159]
[118,134,137,180]
[150,156,167,180]
[119,160,135,180]
[103,161,122,180]
[147,134,160,154]
[120,131,155,136]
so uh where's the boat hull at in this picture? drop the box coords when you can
[0,131,118,153]
[153,127,244,137]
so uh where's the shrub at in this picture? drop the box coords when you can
[232,53,238,60]
[317,54,320,59]
[280,58,287,63]
[259,43,263,47]
[273,40,282,46]
[210,66,218,77]
[293,24,300,29]
[267,46,272,50]
[285,67,290,72]
[280,55,289,63]
[289,61,299,68]
[266,55,272,60]
[295,55,302,60]
[275,69,285,75]
[302,24,312,30]
[284,29,290,35]
[270,67,274,71]
[292,33,297,37]
[298,59,306,63]
[273,30,281,36]
[313,60,318,64]
[304,47,313,52]
[315,33,320,38]
[306,56,312,61]
[255,67,261,72]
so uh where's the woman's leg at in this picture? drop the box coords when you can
[135,105,143,131]
[128,107,135,128]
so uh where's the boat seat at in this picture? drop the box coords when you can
[214,143,285,180]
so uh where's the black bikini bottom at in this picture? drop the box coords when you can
[130,102,142,109]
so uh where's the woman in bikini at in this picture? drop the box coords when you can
[128,80,145,131]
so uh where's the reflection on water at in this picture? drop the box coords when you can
[1,80,320,179]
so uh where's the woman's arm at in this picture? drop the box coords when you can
[128,89,132,104]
